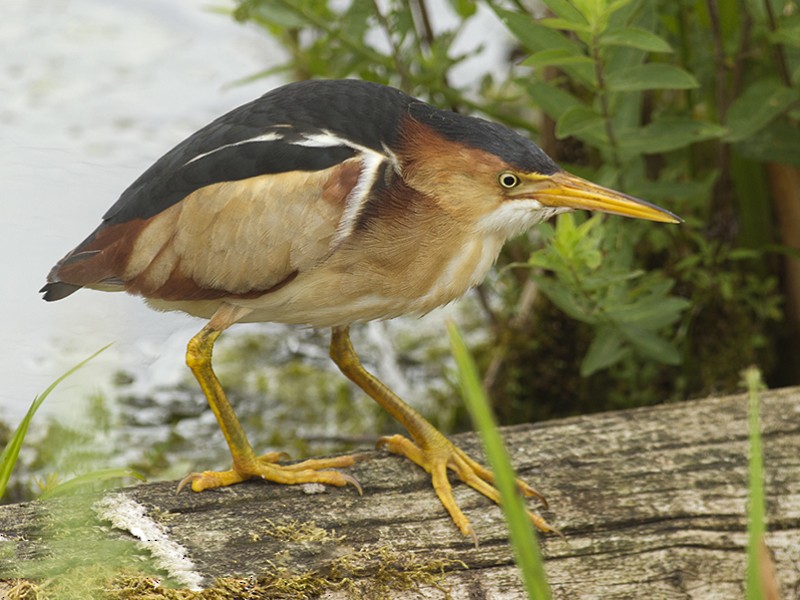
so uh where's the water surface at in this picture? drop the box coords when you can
[2,0,282,422]
[2,0,507,444]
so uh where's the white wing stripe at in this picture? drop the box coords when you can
[332,150,386,248]
[182,131,285,166]
[293,130,352,148]
[180,126,400,251]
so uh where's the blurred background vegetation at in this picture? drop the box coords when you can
[4,0,800,502]
[224,0,799,421]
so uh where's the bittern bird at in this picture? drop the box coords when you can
[41,79,679,537]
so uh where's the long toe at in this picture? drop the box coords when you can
[177,468,246,493]
[377,433,556,536]
[177,452,361,494]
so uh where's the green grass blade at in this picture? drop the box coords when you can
[743,366,767,600]
[0,344,111,499]
[39,468,145,500]
[447,321,551,600]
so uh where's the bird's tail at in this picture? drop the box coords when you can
[40,223,128,301]
[40,280,82,301]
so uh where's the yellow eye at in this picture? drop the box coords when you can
[498,172,520,189]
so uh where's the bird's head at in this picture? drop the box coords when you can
[399,103,681,239]
[474,167,682,237]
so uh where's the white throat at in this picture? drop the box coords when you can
[477,200,568,240]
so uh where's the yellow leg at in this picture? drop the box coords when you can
[330,326,554,538]
[178,304,360,494]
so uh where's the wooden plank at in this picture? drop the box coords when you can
[0,387,798,598]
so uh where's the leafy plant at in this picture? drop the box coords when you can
[484,0,793,411]
[226,0,796,417]
[0,347,142,503]
[530,213,689,375]
[229,0,478,101]
[1,347,100,499]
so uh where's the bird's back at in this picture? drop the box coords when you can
[41,80,415,304]
[104,80,413,225]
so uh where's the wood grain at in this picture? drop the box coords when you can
[1,387,798,599]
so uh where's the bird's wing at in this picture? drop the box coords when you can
[102,80,410,225]
[43,120,399,302]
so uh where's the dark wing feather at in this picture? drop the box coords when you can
[104,79,412,224]
[107,141,357,223]
[42,80,415,301]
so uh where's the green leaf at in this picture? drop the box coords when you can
[244,3,307,29]
[39,468,145,499]
[763,244,800,261]
[724,78,800,142]
[551,210,579,250]
[538,0,585,23]
[528,248,565,271]
[490,6,596,86]
[491,7,566,53]
[728,248,762,260]
[769,23,800,47]
[550,213,604,266]
[607,295,689,330]
[569,0,603,27]
[540,17,592,33]
[447,0,477,17]
[522,48,594,69]
[536,221,556,241]
[605,63,699,91]
[534,277,592,322]
[524,81,584,121]
[733,120,800,165]
[600,27,673,52]
[625,172,716,204]
[341,0,375,39]
[606,0,636,17]
[577,267,644,291]
[556,105,605,138]
[618,117,725,154]
[581,329,629,376]
[0,345,111,499]
[619,325,681,364]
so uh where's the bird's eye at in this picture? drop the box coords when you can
[498,172,520,189]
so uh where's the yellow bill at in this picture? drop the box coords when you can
[522,170,682,224]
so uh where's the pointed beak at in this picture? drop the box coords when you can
[519,171,682,224]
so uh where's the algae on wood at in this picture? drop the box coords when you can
[1,388,799,599]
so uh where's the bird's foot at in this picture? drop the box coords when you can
[177,451,362,495]
[377,433,556,539]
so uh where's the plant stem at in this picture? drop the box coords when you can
[411,0,436,50]
[590,34,623,188]
[369,0,413,91]
[704,0,736,241]
[275,0,392,68]
[705,0,729,121]
[763,0,792,86]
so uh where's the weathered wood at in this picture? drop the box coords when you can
[1,387,799,599]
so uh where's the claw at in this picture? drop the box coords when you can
[176,473,200,495]
[378,433,555,536]
[342,473,363,496]
[177,452,361,496]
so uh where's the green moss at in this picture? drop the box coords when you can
[261,518,345,544]
[8,538,461,600]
